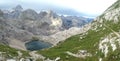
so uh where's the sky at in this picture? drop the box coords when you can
[0,0,117,17]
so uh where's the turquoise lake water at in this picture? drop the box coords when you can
[25,41,52,51]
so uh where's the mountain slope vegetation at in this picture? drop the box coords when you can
[38,0,120,61]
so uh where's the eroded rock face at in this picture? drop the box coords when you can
[61,16,89,29]
[40,24,91,45]
[20,9,38,20]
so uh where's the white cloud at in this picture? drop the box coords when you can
[45,0,117,15]
[0,0,18,4]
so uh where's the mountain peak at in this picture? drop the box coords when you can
[20,9,38,20]
[13,5,23,11]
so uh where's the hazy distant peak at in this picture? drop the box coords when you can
[13,5,23,11]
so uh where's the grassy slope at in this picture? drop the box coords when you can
[0,44,30,58]
[38,19,120,61]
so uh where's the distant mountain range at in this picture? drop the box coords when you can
[0,4,96,18]
[0,5,93,50]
